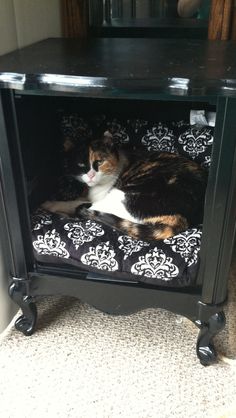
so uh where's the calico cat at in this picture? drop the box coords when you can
[42,131,207,241]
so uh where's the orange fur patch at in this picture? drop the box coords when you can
[121,166,135,180]
[89,149,118,174]
[100,157,118,173]
[159,152,177,159]
[153,227,174,240]
[120,220,139,239]
[141,162,160,172]
[119,215,187,240]
[185,161,200,171]
[134,162,161,178]
[143,214,188,230]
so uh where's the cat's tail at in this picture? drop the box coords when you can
[77,207,188,240]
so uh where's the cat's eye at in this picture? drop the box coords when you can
[92,159,104,170]
[77,163,85,168]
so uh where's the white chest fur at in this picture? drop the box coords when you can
[88,179,116,203]
[89,188,140,223]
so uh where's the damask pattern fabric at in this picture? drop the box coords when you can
[31,114,214,288]
[31,209,202,287]
[61,114,214,166]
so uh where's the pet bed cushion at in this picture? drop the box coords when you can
[31,115,214,288]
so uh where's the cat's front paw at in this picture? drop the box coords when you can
[75,204,93,219]
[40,200,70,217]
[41,200,58,213]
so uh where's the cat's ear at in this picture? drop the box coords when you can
[102,130,114,147]
[63,138,75,152]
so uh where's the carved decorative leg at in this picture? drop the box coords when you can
[9,281,37,336]
[195,311,226,366]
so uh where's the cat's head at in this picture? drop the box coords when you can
[64,131,119,187]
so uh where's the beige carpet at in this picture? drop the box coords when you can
[0,259,236,418]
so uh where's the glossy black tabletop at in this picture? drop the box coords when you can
[0,37,236,98]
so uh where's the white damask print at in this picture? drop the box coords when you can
[141,123,175,152]
[31,211,53,231]
[178,128,213,159]
[106,119,129,144]
[164,228,202,267]
[131,247,179,280]
[118,235,149,260]
[172,120,188,128]
[61,115,91,141]
[33,229,69,258]
[81,241,118,271]
[127,118,148,133]
[201,155,211,169]
[64,220,104,249]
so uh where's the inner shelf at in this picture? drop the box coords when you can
[20,97,215,288]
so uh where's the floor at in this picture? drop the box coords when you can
[0,259,236,418]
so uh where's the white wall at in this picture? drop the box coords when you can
[0,0,18,54]
[0,0,62,332]
[0,0,62,55]
[0,237,16,333]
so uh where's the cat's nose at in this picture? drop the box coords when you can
[87,170,96,180]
